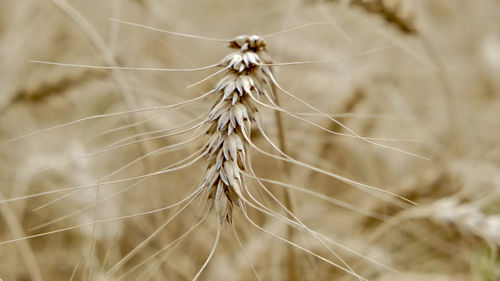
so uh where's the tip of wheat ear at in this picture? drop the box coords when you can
[229,34,266,49]
[200,35,273,224]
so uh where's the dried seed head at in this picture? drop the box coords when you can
[201,34,274,224]
[428,198,500,246]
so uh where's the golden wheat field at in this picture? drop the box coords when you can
[0,0,499,280]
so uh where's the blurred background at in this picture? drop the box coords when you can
[0,0,499,280]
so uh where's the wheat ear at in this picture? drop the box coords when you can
[329,0,416,34]
[368,198,500,249]
[427,198,500,247]
[196,34,307,281]
[200,35,273,224]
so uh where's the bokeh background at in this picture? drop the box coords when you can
[0,0,499,280]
